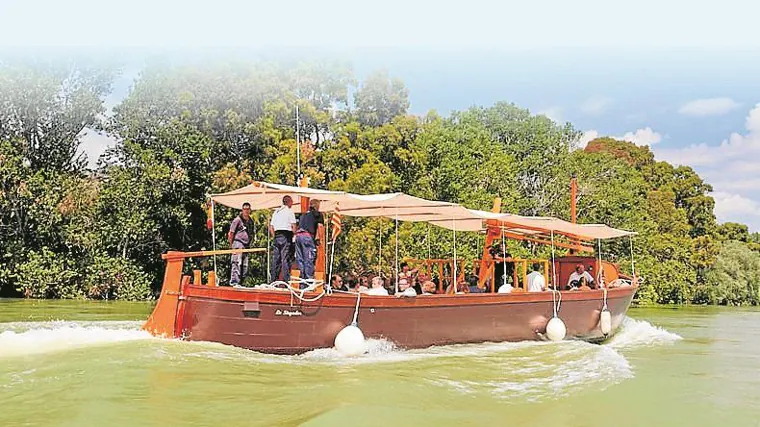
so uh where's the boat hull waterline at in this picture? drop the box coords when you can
[148,284,636,355]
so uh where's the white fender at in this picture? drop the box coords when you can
[600,309,612,335]
[334,324,366,356]
[546,317,566,342]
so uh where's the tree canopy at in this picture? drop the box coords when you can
[0,56,757,305]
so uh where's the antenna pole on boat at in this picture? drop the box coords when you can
[570,173,577,254]
[296,104,301,180]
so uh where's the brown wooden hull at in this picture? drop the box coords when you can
[173,284,636,354]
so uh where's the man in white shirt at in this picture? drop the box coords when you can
[526,263,546,292]
[269,196,297,283]
[567,264,594,290]
[364,276,390,296]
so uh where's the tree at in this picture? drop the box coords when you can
[718,222,750,242]
[0,58,116,171]
[353,70,410,127]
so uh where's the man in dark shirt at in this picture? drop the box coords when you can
[294,199,323,282]
[228,202,254,286]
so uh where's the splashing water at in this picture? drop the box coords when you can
[0,321,153,359]
[605,316,682,349]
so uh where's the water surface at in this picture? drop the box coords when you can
[1,299,758,427]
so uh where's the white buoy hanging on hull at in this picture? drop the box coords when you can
[599,288,611,336]
[546,317,566,341]
[334,323,366,357]
[600,309,611,335]
[335,292,366,357]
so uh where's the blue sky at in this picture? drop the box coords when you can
[4,0,760,230]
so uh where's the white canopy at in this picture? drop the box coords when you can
[210,181,635,241]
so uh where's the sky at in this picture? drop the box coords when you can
[3,0,760,230]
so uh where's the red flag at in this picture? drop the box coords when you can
[205,200,214,230]
[330,204,342,242]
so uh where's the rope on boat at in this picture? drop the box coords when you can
[629,235,636,283]
[602,286,608,311]
[351,291,361,326]
[551,287,562,317]
[255,278,327,302]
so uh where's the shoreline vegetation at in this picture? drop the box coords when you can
[1,55,758,306]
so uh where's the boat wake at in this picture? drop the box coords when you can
[605,316,682,349]
[0,320,153,359]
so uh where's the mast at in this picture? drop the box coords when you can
[570,173,578,255]
[296,104,301,180]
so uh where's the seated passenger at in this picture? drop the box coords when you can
[421,281,437,295]
[497,281,514,293]
[331,274,348,291]
[357,276,370,292]
[526,263,547,292]
[413,273,431,294]
[567,264,594,290]
[467,275,484,293]
[364,276,389,296]
[396,278,418,297]
[445,280,470,294]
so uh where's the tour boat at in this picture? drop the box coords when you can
[143,180,638,355]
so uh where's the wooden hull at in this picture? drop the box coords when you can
[170,284,636,354]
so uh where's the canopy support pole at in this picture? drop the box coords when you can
[629,235,636,282]
[395,212,399,294]
[453,218,458,294]
[597,238,603,287]
[427,223,431,260]
[211,200,218,285]
[501,227,507,289]
[551,230,557,289]
[378,221,382,277]
[296,104,301,179]
[266,211,271,283]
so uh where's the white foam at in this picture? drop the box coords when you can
[606,317,682,349]
[0,321,153,358]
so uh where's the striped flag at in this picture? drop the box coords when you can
[331,204,342,242]
[205,200,214,230]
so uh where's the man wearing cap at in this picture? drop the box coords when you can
[294,199,324,282]
[228,202,255,287]
[269,195,297,283]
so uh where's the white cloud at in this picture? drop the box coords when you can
[537,107,564,124]
[575,127,662,149]
[653,103,760,230]
[580,97,612,116]
[711,191,760,221]
[619,127,662,146]
[576,130,599,149]
[678,97,740,116]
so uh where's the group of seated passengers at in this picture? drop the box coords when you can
[330,262,603,296]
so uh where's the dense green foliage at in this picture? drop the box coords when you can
[1,56,758,305]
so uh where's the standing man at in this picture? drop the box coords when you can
[294,199,323,282]
[228,202,254,287]
[269,195,297,283]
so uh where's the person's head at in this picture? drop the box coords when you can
[345,275,357,290]
[575,264,585,274]
[331,274,343,287]
[359,276,369,286]
[532,262,541,272]
[282,195,293,207]
[309,199,320,211]
[400,262,409,272]
[467,275,479,288]
[398,278,409,291]
[417,273,430,283]
[422,281,437,294]
[241,202,251,218]
[371,276,384,288]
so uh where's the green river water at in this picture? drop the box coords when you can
[1,299,758,427]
